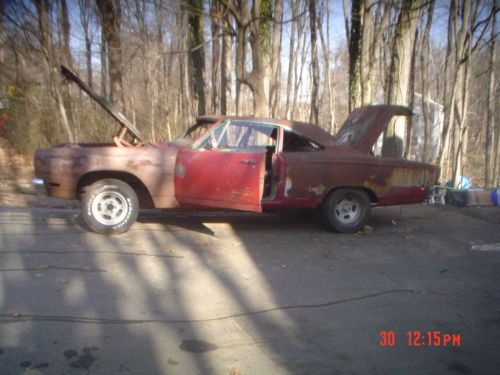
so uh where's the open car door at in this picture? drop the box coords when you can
[174,121,271,212]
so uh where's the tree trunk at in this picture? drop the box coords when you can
[361,0,391,106]
[285,0,299,119]
[308,0,319,124]
[292,21,308,120]
[59,0,76,139]
[186,0,206,116]
[220,12,232,115]
[485,1,496,187]
[235,17,245,115]
[318,0,335,133]
[34,0,74,143]
[348,0,363,111]
[96,0,125,111]
[404,26,418,159]
[78,0,93,89]
[493,114,500,186]
[133,0,155,140]
[438,0,456,180]
[342,0,350,45]
[381,0,421,158]
[99,13,107,98]
[232,0,271,117]
[421,0,435,163]
[360,0,372,105]
[177,12,193,124]
[269,0,283,117]
[450,0,475,187]
[211,0,221,114]
[60,0,72,67]
[154,0,168,138]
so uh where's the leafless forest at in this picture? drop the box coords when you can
[0,0,498,187]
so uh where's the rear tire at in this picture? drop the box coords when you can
[321,188,371,233]
[81,179,139,234]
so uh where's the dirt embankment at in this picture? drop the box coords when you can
[0,137,77,208]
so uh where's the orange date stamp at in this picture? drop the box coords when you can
[379,331,462,347]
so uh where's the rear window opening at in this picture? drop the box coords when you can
[283,130,322,152]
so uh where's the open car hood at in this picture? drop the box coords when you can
[335,105,412,153]
[61,65,145,144]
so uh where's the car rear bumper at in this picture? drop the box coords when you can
[32,178,47,195]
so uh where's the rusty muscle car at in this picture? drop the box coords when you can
[33,66,439,234]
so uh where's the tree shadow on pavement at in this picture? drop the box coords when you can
[1,205,499,374]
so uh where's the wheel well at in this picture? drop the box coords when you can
[324,186,378,204]
[77,171,155,208]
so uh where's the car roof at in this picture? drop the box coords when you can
[197,115,337,146]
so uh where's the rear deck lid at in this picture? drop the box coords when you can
[335,105,412,153]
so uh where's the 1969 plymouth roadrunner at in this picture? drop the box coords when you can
[33,66,439,234]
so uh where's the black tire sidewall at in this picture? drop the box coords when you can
[82,179,139,234]
[322,189,370,233]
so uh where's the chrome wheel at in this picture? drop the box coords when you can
[334,197,361,224]
[91,190,129,226]
[322,188,370,233]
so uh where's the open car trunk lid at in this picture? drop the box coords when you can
[335,105,412,153]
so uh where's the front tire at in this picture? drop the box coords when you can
[82,179,139,234]
[321,188,371,233]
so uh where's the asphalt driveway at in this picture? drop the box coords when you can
[0,205,499,374]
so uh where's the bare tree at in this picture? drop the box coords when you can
[269,0,283,117]
[318,0,335,132]
[308,0,319,124]
[347,0,363,111]
[220,4,233,115]
[59,0,72,67]
[437,0,490,186]
[291,3,309,119]
[420,0,435,163]
[404,25,418,159]
[96,0,124,110]
[78,0,94,89]
[485,1,497,187]
[34,0,74,142]
[176,11,194,124]
[186,0,206,116]
[285,0,300,119]
[98,10,107,97]
[360,0,391,105]
[227,0,272,117]
[58,0,76,138]
[381,0,421,158]
[0,0,496,191]
[450,0,474,187]
[211,0,221,114]
[437,0,456,179]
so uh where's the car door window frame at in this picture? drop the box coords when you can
[193,120,279,152]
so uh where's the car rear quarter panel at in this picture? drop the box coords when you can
[281,146,438,206]
[34,145,179,207]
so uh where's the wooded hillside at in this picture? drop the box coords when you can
[0,0,498,187]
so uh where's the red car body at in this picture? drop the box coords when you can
[33,66,439,234]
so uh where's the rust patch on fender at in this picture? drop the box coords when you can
[308,184,326,196]
[387,168,428,187]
